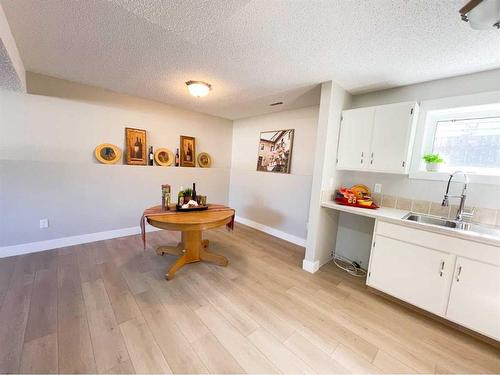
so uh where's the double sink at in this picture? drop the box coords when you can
[403,213,500,239]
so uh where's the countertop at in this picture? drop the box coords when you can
[321,200,500,247]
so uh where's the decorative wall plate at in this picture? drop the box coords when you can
[154,148,174,166]
[197,152,212,168]
[95,143,122,164]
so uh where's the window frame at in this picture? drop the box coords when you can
[409,91,500,185]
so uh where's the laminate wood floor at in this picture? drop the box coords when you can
[0,223,499,374]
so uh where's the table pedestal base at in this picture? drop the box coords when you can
[156,231,228,280]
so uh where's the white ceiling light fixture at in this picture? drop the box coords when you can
[185,80,211,97]
[460,0,500,29]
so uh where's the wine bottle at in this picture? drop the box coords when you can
[148,146,154,165]
[175,148,180,167]
[178,186,184,205]
[192,183,197,202]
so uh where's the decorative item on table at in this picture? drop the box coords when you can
[125,127,147,165]
[197,152,212,168]
[422,153,444,172]
[256,129,294,173]
[180,135,196,167]
[148,146,154,166]
[335,186,379,209]
[175,148,180,167]
[176,183,208,211]
[154,148,174,166]
[178,186,184,205]
[161,184,171,211]
[94,143,121,164]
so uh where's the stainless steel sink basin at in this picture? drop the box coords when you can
[402,213,500,238]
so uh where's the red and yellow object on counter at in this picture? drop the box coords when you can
[336,184,378,209]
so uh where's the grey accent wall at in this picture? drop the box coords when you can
[0,83,232,248]
[229,106,319,240]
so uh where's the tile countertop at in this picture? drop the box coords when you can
[321,200,500,248]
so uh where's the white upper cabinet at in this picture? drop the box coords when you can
[337,102,419,174]
[336,107,374,170]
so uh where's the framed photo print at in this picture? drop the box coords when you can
[256,129,294,173]
[125,127,147,165]
[180,135,196,167]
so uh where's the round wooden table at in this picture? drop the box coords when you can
[146,208,234,280]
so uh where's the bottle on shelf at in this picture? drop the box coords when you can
[192,183,197,202]
[175,148,180,167]
[178,186,184,205]
[148,146,154,166]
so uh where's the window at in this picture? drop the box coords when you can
[417,102,500,178]
[432,116,500,174]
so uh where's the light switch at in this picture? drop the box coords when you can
[374,184,382,193]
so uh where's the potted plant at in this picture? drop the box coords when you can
[422,153,444,172]
[182,188,193,202]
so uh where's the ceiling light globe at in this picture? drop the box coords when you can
[186,81,211,97]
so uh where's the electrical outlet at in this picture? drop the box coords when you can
[39,218,49,229]
[374,183,382,193]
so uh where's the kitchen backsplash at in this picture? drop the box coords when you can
[372,193,500,227]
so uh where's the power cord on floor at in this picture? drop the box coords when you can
[332,254,367,277]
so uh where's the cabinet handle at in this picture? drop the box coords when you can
[456,265,462,282]
[439,260,445,277]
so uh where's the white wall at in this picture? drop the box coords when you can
[341,69,500,209]
[0,77,233,252]
[229,106,319,243]
[304,82,352,272]
[0,3,25,91]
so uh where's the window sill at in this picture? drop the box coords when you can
[409,170,500,185]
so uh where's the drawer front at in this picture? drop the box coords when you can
[376,221,500,266]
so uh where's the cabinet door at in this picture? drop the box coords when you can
[367,235,453,316]
[369,102,417,174]
[337,107,374,170]
[446,257,500,341]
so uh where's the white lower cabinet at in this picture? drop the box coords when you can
[367,221,500,341]
[446,257,500,341]
[367,235,454,316]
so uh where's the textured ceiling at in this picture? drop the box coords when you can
[2,0,500,119]
[0,40,23,92]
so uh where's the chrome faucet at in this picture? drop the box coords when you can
[442,171,471,221]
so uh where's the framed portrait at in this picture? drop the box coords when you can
[125,127,147,165]
[94,143,122,164]
[180,135,196,167]
[154,148,174,166]
[256,129,294,173]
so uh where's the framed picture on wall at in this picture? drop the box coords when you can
[180,135,196,167]
[256,129,294,173]
[125,127,147,165]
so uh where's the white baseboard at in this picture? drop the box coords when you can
[0,225,161,258]
[302,259,320,273]
[234,216,306,247]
